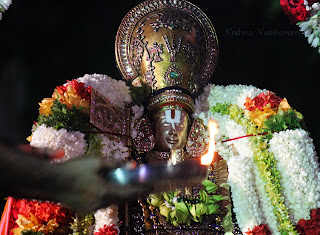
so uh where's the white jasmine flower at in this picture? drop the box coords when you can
[207,84,266,110]
[77,74,132,108]
[269,129,320,223]
[94,205,119,232]
[99,134,129,162]
[30,124,87,162]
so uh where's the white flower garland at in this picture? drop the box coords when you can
[269,129,320,223]
[94,205,120,233]
[195,84,320,233]
[207,112,264,233]
[76,73,132,109]
[30,124,87,162]
[205,84,267,110]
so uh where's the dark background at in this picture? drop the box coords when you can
[0,0,319,209]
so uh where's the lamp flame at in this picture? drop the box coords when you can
[201,119,219,165]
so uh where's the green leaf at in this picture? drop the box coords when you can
[159,203,172,218]
[189,204,196,218]
[195,203,208,216]
[207,203,219,214]
[37,100,92,132]
[163,192,171,202]
[147,194,164,207]
[175,202,189,215]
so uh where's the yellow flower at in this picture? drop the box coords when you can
[26,134,32,143]
[244,103,277,128]
[39,98,54,116]
[244,98,292,129]
[11,214,59,235]
[278,98,291,113]
[56,86,90,112]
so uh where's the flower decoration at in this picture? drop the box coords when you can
[94,225,120,235]
[296,209,320,234]
[280,0,309,23]
[280,0,320,53]
[194,84,320,234]
[9,199,73,235]
[244,92,292,128]
[53,79,92,111]
[93,205,120,235]
[28,74,130,162]
[3,74,132,235]
[245,224,271,235]
[244,91,283,112]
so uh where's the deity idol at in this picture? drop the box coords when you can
[115,1,231,233]
[116,0,218,161]
[1,0,320,235]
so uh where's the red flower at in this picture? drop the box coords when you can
[280,0,292,14]
[56,85,67,95]
[280,0,310,24]
[297,208,320,235]
[94,225,120,235]
[245,224,271,235]
[244,91,283,111]
[290,5,308,22]
[289,0,304,5]
[10,199,73,228]
[66,79,92,100]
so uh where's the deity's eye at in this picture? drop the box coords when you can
[162,122,171,128]
[176,123,185,128]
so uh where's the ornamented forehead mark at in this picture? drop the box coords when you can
[165,109,181,129]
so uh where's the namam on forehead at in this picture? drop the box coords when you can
[154,109,190,152]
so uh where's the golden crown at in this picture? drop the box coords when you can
[115,0,218,113]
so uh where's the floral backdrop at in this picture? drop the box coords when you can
[0,0,319,215]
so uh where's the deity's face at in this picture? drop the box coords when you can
[154,109,189,152]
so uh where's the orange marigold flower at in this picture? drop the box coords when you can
[39,98,55,116]
[57,86,90,111]
[244,103,278,128]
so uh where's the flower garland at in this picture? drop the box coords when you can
[28,74,131,162]
[269,129,320,223]
[147,180,224,226]
[280,0,320,53]
[11,74,131,235]
[93,205,120,235]
[9,199,73,235]
[29,124,87,161]
[296,208,320,234]
[194,84,320,234]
